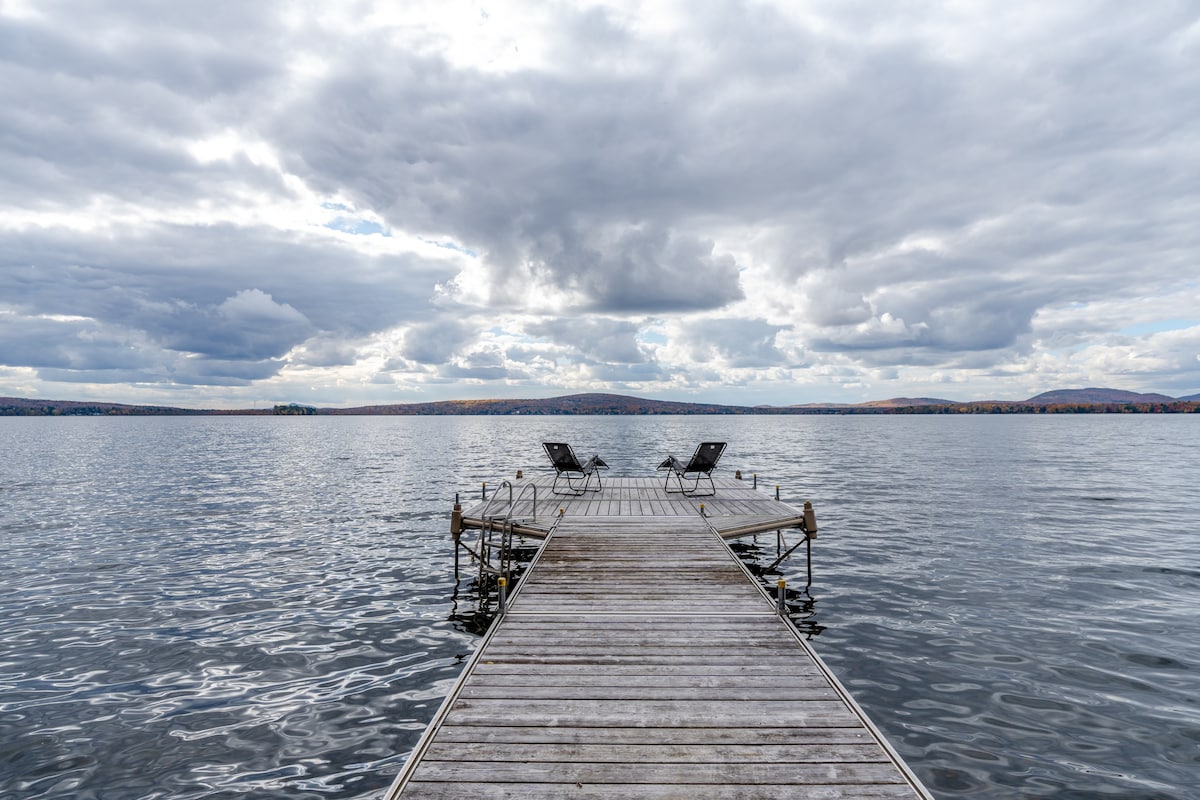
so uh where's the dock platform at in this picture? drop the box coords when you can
[384,476,933,799]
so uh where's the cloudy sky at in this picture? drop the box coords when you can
[2,1,1198,408]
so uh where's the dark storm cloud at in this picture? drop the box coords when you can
[0,223,456,383]
[159,289,313,361]
[0,6,285,207]
[265,0,1199,347]
[400,319,476,365]
[0,314,152,371]
[267,24,748,314]
[677,318,791,369]
[526,317,647,364]
[291,336,360,368]
[438,348,514,381]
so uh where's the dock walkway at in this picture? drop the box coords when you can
[384,477,932,799]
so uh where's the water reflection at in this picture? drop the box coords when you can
[447,538,539,636]
[728,536,826,638]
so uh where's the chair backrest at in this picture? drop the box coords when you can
[543,442,583,472]
[685,441,727,473]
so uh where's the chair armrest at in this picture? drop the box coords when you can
[581,456,604,474]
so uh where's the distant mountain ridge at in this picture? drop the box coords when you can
[1025,388,1178,405]
[855,397,958,408]
[2,388,1198,416]
[325,393,737,416]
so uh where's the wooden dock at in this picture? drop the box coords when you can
[384,476,933,799]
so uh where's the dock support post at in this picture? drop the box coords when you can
[806,536,813,591]
[775,485,780,501]
[498,576,507,614]
[777,579,787,614]
[451,495,462,580]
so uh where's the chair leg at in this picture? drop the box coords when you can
[553,469,603,495]
[680,472,716,497]
[553,472,585,496]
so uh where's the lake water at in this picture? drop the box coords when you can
[1,415,1197,799]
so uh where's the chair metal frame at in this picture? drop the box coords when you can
[542,442,608,496]
[657,441,727,497]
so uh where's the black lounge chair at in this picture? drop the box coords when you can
[657,441,727,497]
[542,442,608,496]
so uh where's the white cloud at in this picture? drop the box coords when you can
[2,0,1199,406]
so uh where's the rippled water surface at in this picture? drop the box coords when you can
[1,415,1197,799]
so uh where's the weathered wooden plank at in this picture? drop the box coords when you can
[511,590,765,600]
[409,760,907,785]
[458,685,839,701]
[422,741,889,764]
[447,698,860,727]
[469,654,810,666]
[488,619,783,631]
[482,638,792,652]
[400,781,917,800]
[430,724,873,746]
[508,604,768,618]
[468,663,824,678]
[482,639,805,651]
[507,604,772,615]
[488,614,784,625]
[456,673,830,689]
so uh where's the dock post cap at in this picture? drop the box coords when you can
[803,500,818,539]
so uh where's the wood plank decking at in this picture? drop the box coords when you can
[384,477,933,799]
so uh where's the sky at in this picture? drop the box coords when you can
[2,0,1199,408]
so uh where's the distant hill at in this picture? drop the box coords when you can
[0,396,237,416]
[3,389,1198,416]
[1180,392,1200,402]
[1025,388,1179,405]
[326,393,747,416]
[856,397,957,408]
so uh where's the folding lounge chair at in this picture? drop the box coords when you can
[657,441,727,497]
[543,442,608,496]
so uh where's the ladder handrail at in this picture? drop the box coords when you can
[479,479,537,524]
